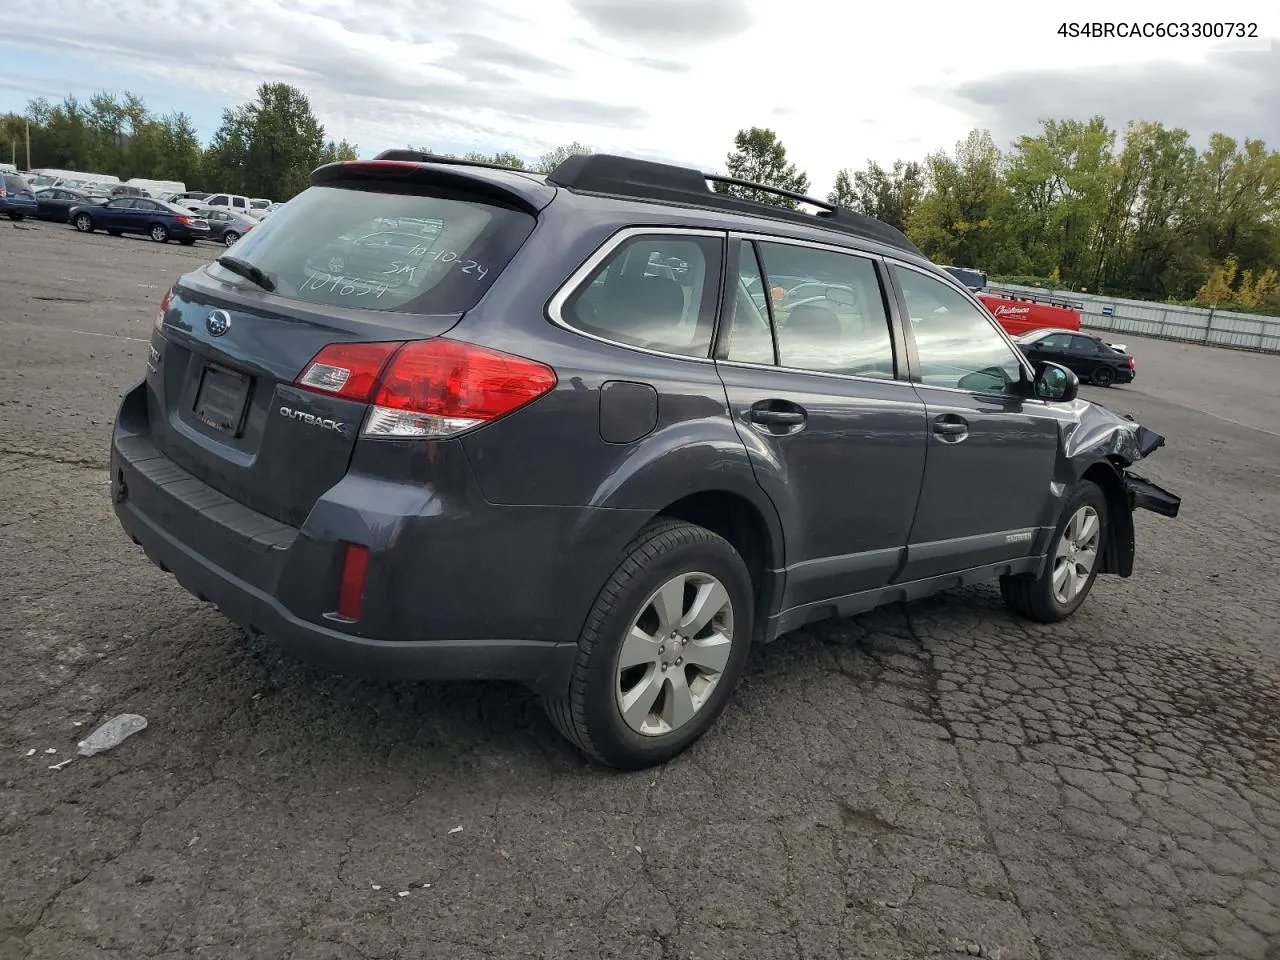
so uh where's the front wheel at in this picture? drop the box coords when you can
[8,211,24,221]
[1001,479,1108,623]
[223,231,240,246]
[543,519,754,769]
[74,213,94,232]
[150,223,169,243]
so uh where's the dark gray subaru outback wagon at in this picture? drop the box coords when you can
[109,151,1180,769]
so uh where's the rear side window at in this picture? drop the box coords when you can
[206,184,536,314]
[724,241,897,379]
[559,233,723,358]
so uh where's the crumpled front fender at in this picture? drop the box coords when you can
[1054,400,1181,579]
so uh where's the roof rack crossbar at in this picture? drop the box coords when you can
[544,153,921,256]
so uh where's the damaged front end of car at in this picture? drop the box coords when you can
[1061,403,1181,579]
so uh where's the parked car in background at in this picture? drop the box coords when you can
[202,208,257,246]
[34,187,103,222]
[108,150,1180,769]
[127,178,186,197]
[1013,328,1135,387]
[941,265,987,291]
[0,173,38,220]
[70,196,211,244]
[197,193,255,217]
[249,198,273,216]
[165,191,210,206]
[109,184,151,198]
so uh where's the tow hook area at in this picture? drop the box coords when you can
[1125,472,1180,518]
[112,468,128,505]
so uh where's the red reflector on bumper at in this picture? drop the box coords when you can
[336,544,370,620]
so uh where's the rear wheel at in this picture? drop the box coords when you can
[1091,366,1115,387]
[107,229,122,237]
[543,519,753,769]
[150,223,169,243]
[179,238,195,246]
[74,213,94,232]
[8,211,24,221]
[1001,479,1108,623]
[223,231,240,246]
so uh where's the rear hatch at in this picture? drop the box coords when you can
[2,175,36,204]
[146,163,550,526]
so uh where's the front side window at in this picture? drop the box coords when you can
[893,266,1026,395]
[759,242,896,379]
[560,233,723,358]
[108,199,136,210]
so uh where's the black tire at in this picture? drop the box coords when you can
[179,238,195,246]
[74,214,95,232]
[223,231,240,246]
[1001,479,1109,623]
[1092,366,1115,387]
[8,211,24,221]
[150,223,169,243]
[107,229,122,237]
[543,519,754,770]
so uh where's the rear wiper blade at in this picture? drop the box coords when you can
[215,255,275,292]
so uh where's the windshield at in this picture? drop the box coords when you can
[205,184,536,314]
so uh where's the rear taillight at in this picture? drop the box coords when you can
[175,215,191,225]
[294,338,557,438]
[1127,357,1135,368]
[295,341,404,401]
[154,288,173,335]
[364,339,558,438]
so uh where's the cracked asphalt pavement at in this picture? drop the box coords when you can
[2,223,1278,960]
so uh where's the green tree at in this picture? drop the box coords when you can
[205,83,327,201]
[321,139,359,163]
[907,130,1015,271]
[828,159,923,231]
[464,150,526,168]
[716,127,809,207]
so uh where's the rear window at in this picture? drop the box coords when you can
[4,175,30,192]
[207,184,536,314]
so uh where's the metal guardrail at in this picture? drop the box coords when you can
[989,283,1280,355]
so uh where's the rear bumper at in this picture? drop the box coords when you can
[109,380,645,696]
[113,490,580,694]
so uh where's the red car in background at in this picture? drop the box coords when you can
[939,265,1085,337]
[977,290,1082,337]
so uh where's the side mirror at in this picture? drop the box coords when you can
[1033,361,1078,402]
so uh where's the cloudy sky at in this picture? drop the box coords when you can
[1,0,1276,192]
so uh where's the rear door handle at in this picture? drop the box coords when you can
[749,409,805,425]
[933,414,969,441]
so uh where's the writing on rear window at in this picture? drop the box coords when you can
[204,185,535,314]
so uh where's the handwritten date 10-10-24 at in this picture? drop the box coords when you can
[384,246,489,280]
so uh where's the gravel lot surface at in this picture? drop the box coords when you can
[2,222,1278,960]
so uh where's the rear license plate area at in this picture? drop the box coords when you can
[193,364,251,436]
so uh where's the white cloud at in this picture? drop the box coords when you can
[3,0,1277,193]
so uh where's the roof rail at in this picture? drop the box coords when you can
[372,148,537,177]
[545,153,922,256]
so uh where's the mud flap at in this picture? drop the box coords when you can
[1125,472,1181,518]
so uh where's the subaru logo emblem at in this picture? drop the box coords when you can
[206,309,231,337]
